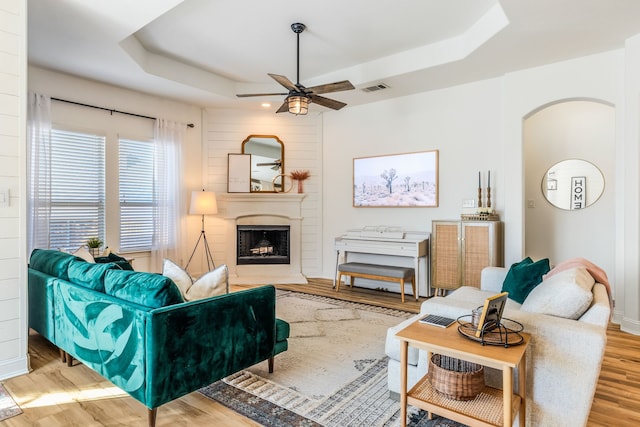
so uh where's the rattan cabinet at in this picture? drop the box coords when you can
[431,220,503,294]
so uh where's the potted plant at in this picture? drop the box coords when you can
[86,237,103,258]
[290,169,310,193]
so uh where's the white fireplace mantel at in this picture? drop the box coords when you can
[220,193,307,284]
[221,193,306,220]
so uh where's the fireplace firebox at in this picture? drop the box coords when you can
[237,225,290,265]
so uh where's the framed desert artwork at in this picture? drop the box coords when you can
[353,150,439,207]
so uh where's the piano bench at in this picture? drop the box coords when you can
[336,262,417,303]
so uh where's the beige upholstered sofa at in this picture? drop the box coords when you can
[385,263,611,427]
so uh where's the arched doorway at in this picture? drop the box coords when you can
[523,100,615,275]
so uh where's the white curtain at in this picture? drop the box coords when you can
[26,92,52,255]
[150,119,185,272]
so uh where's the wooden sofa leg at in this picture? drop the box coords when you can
[268,356,274,373]
[59,349,66,363]
[66,354,74,367]
[148,408,157,427]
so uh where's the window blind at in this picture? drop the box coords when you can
[119,139,154,252]
[49,129,105,251]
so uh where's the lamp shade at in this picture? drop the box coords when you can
[189,190,218,215]
[288,95,309,115]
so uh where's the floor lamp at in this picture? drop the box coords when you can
[185,190,217,271]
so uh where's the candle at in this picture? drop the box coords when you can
[488,170,490,188]
[478,171,481,188]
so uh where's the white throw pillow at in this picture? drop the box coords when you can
[162,259,228,301]
[521,266,595,319]
[162,258,193,297]
[185,265,229,301]
[72,246,95,263]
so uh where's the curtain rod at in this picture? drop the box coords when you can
[51,97,195,128]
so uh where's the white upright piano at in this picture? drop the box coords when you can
[334,227,431,297]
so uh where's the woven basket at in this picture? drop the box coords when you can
[428,354,484,401]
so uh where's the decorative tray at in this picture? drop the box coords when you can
[456,316,524,347]
[461,213,500,221]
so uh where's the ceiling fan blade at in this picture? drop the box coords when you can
[236,92,288,98]
[257,159,281,167]
[268,73,298,91]
[309,94,347,110]
[305,80,355,95]
[275,101,289,113]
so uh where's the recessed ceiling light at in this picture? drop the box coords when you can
[261,102,271,108]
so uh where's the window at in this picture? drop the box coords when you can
[119,139,154,252]
[44,130,156,253]
[48,129,105,251]
[30,102,178,260]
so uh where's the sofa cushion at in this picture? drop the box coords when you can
[501,257,550,304]
[67,259,120,292]
[104,270,184,308]
[521,267,595,319]
[162,259,228,301]
[29,248,76,280]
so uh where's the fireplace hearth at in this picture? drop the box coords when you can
[237,225,290,265]
[222,193,307,284]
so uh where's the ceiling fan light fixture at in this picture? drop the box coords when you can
[287,95,309,115]
[236,22,353,113]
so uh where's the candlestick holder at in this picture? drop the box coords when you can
[487,187,492,209]
[478,187,482,209]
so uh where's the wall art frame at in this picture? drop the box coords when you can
[227,153,251,193]
[353,150,439,207]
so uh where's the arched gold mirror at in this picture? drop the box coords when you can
[241,135,284,192]
[541,159,605,210]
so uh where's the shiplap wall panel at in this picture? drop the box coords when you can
[203,109,324,278]
[0,0,27,379]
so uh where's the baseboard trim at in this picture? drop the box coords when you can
[620,316,640,336]
[0,355,29,381]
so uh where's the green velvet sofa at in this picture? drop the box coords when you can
[28,249,290,427]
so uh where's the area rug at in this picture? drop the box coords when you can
[199,291,466,427]
[0,383,22,421]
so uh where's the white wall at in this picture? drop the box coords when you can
[523,101,615,278]
[322,78,505,278]
[28,66,204,273]
[621,34,640,334]
[502,51,624,266]
[502,50,631,325]
[202,109,324,278]
[0,0,28,380]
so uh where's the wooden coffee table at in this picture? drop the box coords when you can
[396,319,530,427]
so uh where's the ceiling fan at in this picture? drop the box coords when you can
[256,159,281,170]
[236,23,355,115]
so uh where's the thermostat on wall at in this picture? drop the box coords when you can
[0,188,9,207]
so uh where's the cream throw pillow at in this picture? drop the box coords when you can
[521,266,595,319]
[72,246,95,263]
[162,259,228,301]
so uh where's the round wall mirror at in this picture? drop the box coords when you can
[241,135,284,192]
[541,159,604,210]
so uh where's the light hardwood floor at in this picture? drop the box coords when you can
[2,279,639,426]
